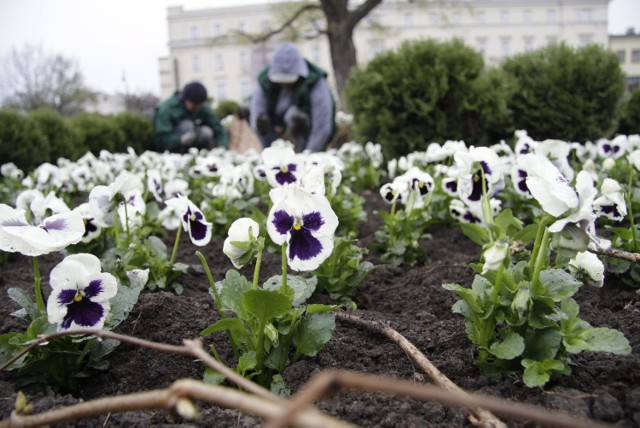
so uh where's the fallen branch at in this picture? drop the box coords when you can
[263,370,612,428]
[334,311,505,428]
[2,378,352,428]
[592,246,640,264]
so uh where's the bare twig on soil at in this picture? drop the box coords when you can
[592,246,640,264]
[263,370,612,428]
[334,311,505,428]
[1,379,352,428]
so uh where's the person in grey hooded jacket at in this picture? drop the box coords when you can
[250,42,336,152]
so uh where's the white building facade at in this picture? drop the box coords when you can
[610,32,640,92]
[159,0,610,105]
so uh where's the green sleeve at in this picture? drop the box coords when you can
[152,108,182,152]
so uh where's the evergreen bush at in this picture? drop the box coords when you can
[617,87,640,136]
[215,99,240,119]
[113,112,152,154]
[502,43,625,142]
[68,113,126,156]
[30,108,82,162]
[344,38,513,159]
[0,109,49,172]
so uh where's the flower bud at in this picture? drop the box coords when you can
[481,241,509,274]
[223,218,260,269]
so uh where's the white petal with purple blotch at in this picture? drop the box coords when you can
[524,154,578,217]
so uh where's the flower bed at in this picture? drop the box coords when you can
[1,191,638,426]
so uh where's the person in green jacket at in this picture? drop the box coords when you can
[250,42,335,152]
[151,81,228,153]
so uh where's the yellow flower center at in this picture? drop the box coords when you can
[473,174,480,183]
[281,166,289,173]
[293,223,302,231]
[190,214,196,221]
[74,293,83,302]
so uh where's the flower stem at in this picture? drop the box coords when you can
[252,248,262,290]
[531,228,550,292]
[281,243,288,296]
[169,226,182,266]
[626,170,639,253]
[529,217,551,272]
[122,198,131,242]
[195,251,240,361]
[33,256,44,314]
[491,262,506,305]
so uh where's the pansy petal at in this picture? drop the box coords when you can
[268,209,294,244]
[287,233,334,271]
[83,273,118,302]
[50,253,102,290]
[60,299,108,330]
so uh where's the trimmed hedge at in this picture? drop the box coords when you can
[30,107,82,162]
[618,87,640,136]
[113,112,153,154]
[215,99,241,119]
[502,43,625,142]
[0,109,49,172]
[344,38,514,159]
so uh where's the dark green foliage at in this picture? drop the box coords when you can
[0,109,49,172]
[344,38,513,160]
[68,113,126,155]
[113,112,153,154]
[215,99,240,119]
[618,87,640,135]
[502,43,625,142]
[30,107,82,161]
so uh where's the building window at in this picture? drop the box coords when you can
[500,10,509,24]
[215,53,225,71]
[428,12,438,27]
[189,26,199,40]
[312,45,321,63]
[216,83,227,101]
[523,10,532,23]
[404,12,413,26]
[577,8,592,22]
[191,55,201,73]
[616,49,626,63]
[369,39,384,59]
[476,10,485,25]
[578,34,593,47]
[239,51,248,70]
[240,80,252,100]
[476,37,487,54]
[500,37,511,57]
[632,49,640,64]
[523,36,534,52]
[547,9,556,23]
[212,23,222,37]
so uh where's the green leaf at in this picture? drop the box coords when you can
[513,223,539,245]
[494,209,523,237]
[488,333,524,360]
[306,304,339,314]
[537,269,581,301]
[220,270,253,319]
[263,275,317,306]
[242,289,292,325]
[294,312,336,358]
[521,358,569,387]
[203,367,226,385]
[200,318,246,338]
[237,351,257,375]
[459,223,489,245]
[270,374,290,397]
[523,329,562,361]
[442,283,483,313]
[106,280,142,330]
[578,327,631,355]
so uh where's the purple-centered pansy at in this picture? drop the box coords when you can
[46,253,118,331]
[267,185,339,271]
[593,178,627,221]
[449,198,501,226]
[454,147,504,204]
[261,145,302,187]
[165,194,212,246]
[0,204,85,256]
[596,135,628,160]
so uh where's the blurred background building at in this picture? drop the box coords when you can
[158,0,639,105]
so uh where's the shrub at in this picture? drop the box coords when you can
[113,112,153,154]
[617,87,640,135]
[344,38,513,159]
[215,99,240,119]
[501,43,625,142]
[68,113,126,155]
[0,109,49,172]
[30,108,82,162]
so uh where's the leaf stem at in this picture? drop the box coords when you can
[252,248,262,290]
[626,169,639,253]
[33,256,44,314]
[281,243,288,296]
[531,228,550,292]
[169,226,182,266]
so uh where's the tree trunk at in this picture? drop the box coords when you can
[326,22,356,109]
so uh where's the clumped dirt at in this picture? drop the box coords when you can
[1,192,639,427]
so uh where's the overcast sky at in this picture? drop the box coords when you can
[0,0,638,97]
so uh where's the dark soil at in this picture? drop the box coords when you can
[1,191,639,427]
